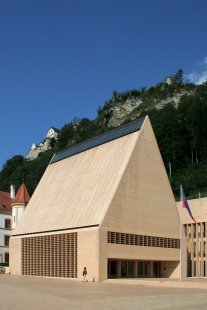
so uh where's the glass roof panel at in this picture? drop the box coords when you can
[50,116,145,164]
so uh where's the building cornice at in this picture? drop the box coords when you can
[12,224,99,237]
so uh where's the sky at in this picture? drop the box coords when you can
[0,0,207,169]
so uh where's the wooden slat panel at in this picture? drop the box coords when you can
[108,231,180,249]
[21,233,77,278]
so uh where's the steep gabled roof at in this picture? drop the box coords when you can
[13,183,30,204]
[0,191,12,212]
[14,117,146,235]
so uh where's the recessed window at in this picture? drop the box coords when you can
[194,224,196,238]
[5,219,11,229]
[203,223,206,238]
[5,253,9,263]
[4,235,10,246]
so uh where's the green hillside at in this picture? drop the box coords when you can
[1,70,207,199]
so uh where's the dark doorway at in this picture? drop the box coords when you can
[108,260,118,278]
[153,262,161,277]
[120,260,135,278]
[187,251,192,277]
[128,261,135,277]
[121,260,127,277]
[5,252,9,263]
[138,261,150,277]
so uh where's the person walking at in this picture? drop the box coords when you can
[82,267,88,282]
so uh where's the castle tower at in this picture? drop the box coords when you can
[11,182,30,230]
[10,184,15,199]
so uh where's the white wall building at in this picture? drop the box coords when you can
[46,127,60,140]
[0,191,12,264]
[0,183,30,264]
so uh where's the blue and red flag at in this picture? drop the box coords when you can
[181,189,196,223]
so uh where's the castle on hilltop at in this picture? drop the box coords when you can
[26,127,60,160]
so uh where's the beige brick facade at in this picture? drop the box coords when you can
[177,197,207,277]
[10,117,181,281]
[9,237,21,275]
[78,229,99,281]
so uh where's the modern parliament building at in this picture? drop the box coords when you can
[10,116,181,281]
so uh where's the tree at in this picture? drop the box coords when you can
[173,69,183,84]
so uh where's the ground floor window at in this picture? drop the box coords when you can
[4,235,10,246]
[120,260,135,278]
[109,260,117,278]
[108,259,161,279]
[189,259,207,278]
[153,261,161,277]
[138,261,150,277]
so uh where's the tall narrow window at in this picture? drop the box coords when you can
[189,225,191,238]
[194,241,196,257]
[5,253,9,263]
[184,225,187,237]
[194,261,197,277]
[4,235,10,246]
[5,219,11,229]
[193,224,196,238]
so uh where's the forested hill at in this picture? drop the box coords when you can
[1,70,207,199]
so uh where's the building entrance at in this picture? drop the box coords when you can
[108,259,163,278]
[153,262,161,277]
[121,260,135,278]
[138,261,150,277]
[108,260,118,278]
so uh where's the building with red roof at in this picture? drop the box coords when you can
[0,183,30,265]
[13,183,30,205]
[11,182,30,230]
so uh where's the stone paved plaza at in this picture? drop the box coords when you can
[1,274,207,310]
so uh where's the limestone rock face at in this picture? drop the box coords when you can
[155,90,193,110]
[107,97,142,127]
[106,90,194,128]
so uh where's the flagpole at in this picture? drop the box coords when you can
[180,185,182,282]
